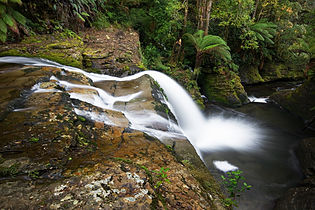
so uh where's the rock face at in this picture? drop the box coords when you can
[82,28,143,76]
[0,27,144,77]
[0,64,226,209]
[297,138,315,178]
[270,76,315,129]
[274,137,315,210]
[261,63,305,82]
[239,62,305,85]
[239,65,264,85]
[199,70,249,107]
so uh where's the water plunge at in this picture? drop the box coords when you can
[0,56,306,209]
[0,56,263,154]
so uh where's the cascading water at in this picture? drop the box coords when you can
[0,56,263,154]
[0,56,307,209]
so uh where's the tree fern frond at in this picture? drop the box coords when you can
[0,18,7,33]
[3,13,13,26]
[12,10,25,25]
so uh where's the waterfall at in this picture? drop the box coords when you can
[0,56,262,152]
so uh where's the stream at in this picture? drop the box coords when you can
[0,57,313,209]
[202,83,314,209]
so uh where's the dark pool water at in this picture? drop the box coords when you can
[201,83,314,210]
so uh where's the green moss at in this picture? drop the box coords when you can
[0,33,84,68]
[46,42,74,49]
[78,116,86,122]
[261,62,305,82]
[239,65,264,84]
[199,69,248,107]
[0,163,20,177]
[29,137,39,142]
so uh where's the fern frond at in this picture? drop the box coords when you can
[3,13,13,26]
[0,18,7,33]
[12,10,25,25]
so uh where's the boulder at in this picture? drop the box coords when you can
[199,70,249,107]
[261,62,304,82]
[270,77,315,129]
[275,137,315,210]
[297,138,315,177]
[239,65,264,85]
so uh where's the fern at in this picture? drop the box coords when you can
[184,30,232,62]
[250,21,277,45]
[184,30,231,78]
[0,0,25,42]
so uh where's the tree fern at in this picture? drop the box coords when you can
[250,21,277,45]
[184,30,231,78]
[0,0,25,42]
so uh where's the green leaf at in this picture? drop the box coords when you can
[256,33,265,41]
[81,12,89,17]
[0,31,6,42]
[12,10,25,25]
[0,0,8,4]
[9,0,22,5]
[3,13,14,26]
[0,4,6,14]
[0,18,7,33]
[74,11,85,22]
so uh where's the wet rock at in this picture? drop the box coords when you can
[261,62,305,82]
[274,185,315,210]
[275,137,315,210]
[81,28,144,76]
[0,27,144,77]
[239,65,264,85]
[270,77,315,129]
[0,64,226,209]
[199,70,249,107]
[297,138,315,177]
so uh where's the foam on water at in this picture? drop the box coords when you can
[248,96,268,103]
[213,160,239,172]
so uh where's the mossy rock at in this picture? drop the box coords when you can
[0,34,84,68]
[163,67,205,109]
[199,69,249,107]
[261,62,305,82]
[239,65,264,84]
[270,77,315,126]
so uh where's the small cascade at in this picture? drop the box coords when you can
[0,56,263,152]
[248,96,269,103]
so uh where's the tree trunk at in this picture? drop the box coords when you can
[195,51,203,69]
[183,0,188,29]
[252,0,259,19]
[204,0,213,35]
[199,0,204,30]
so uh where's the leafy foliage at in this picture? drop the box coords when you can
[0,0,25,42]
[184,30,231,71]
[241,21,277,50]
[221,170,252,207]
[152,167,170,189]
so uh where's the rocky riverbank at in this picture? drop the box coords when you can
[0,61,226,209]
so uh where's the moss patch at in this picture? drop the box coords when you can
[0,33,84,68]
[199,68,249,107]
[163,66,205,109]
[239,65,264,84]
[261,62,305,82]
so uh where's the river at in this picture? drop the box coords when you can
[0,57,313,209]
[202,82,314,209]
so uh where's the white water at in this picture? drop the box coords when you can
[213,160,238,172]
[248,96,268,103]
[0,56,263,152]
